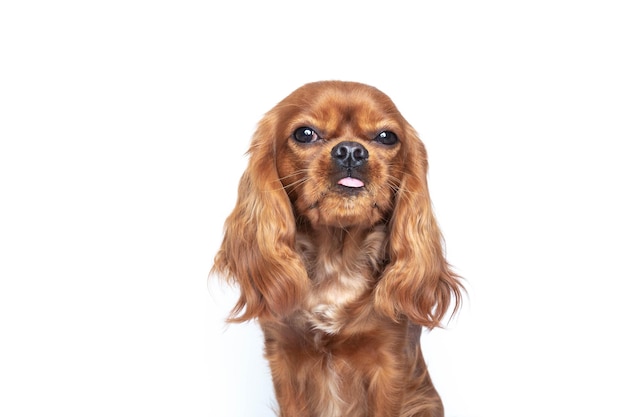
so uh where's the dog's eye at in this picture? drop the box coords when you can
[293,127,319,143]
[374,131,398,145]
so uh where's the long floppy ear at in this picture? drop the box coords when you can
[211,114,308,322]
[374,128,463,328]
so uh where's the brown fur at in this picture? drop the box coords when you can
[212,81,463,416]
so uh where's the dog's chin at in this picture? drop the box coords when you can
[300,185,386,228]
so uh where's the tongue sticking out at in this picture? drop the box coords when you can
[338,177,364,188]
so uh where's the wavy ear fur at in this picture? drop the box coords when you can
[211,114,308,322]
[374,128,463,328]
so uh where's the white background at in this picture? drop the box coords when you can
[1,1,625,416]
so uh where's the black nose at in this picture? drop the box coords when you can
[331,141,369,168]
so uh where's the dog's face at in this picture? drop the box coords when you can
[272,82,411,228]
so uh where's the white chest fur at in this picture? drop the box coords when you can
[295,225,387,335]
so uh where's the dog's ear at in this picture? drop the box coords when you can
[211,113,309,322]
[374,127,463,328]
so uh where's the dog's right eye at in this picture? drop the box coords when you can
[293,127,319,143]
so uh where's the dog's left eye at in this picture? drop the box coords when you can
[293,127,320,143]
[374,131,398,145]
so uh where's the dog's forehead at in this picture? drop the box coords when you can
[314,85,391,112]
[291,87,398,134]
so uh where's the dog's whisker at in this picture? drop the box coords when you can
[264,170,311,193]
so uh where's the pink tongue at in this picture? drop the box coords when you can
[338,177,364,188]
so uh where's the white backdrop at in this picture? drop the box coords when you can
[1,1,625,416]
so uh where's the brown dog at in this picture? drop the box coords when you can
[212,81,462,417]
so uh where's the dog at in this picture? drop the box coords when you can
[212,81,463,417]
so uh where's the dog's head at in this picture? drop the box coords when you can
[270,81,415,228]
[213,81,462,326]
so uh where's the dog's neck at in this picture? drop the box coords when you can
[296,224,388,277]
[295,224,388,320]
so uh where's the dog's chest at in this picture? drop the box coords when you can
[305,271,368,334]
[294,226,387,335]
